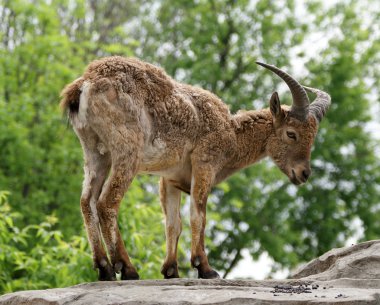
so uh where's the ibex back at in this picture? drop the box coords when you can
[60,56,330,280]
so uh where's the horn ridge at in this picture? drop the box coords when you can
[303,86,331,123]
[256,61,310,121]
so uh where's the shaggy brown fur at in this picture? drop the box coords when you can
[60,56,330,280]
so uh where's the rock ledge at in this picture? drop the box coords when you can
[1,278,380,305]
[1,240,380,305]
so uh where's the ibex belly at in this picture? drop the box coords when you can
[139,139,193,192]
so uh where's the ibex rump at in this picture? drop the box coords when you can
[60,56,330,280]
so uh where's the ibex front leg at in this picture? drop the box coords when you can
[160,178,182,278]
[190,164,220,279]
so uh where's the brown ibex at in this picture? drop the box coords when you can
[60,56,330,280]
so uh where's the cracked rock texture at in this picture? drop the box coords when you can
[1,240,380,305]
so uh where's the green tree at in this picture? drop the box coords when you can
[1,0,84,233]
[0,191,95,294]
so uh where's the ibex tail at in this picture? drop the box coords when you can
[59,77,84,119]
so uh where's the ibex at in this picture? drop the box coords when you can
[60,56,330,280]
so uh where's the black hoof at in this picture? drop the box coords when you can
[98,263,116,281]
[198,269,220,279]
[161,262,180,279]
[121,268,140,280]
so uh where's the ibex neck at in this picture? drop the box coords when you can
[232,108,274,168]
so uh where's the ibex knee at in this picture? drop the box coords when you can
[167,219,182,236]
[80,196,91,212]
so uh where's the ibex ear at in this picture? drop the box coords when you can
[269,92,285,124]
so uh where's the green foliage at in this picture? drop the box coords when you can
[0,0,85,234]
[0,0,379,290]
[0,187,171,294]
[0,191,96,294]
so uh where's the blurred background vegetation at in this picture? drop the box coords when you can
[0,0,379,294]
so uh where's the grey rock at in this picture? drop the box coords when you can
[2,240,380,305]
[293,239,380,280]
[1,279,380,305]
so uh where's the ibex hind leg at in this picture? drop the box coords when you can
[75,126,115,281]
[94,126,143,281]
[83,81,144,280]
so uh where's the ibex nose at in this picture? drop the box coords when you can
[291,165,311,184]
[302,168,311,181]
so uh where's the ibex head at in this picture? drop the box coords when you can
[257,62,331,185]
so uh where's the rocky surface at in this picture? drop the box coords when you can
[1,240,380,305]
[293,239,380,280]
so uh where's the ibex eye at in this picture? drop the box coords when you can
[286,131,297,140]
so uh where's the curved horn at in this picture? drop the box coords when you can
[303,86,331,123]
[256,61,309,121]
